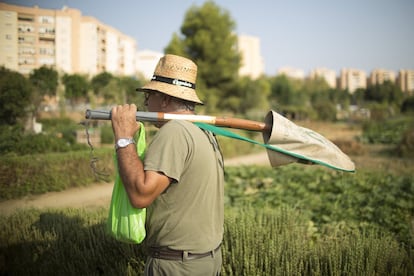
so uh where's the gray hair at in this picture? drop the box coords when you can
[169,96,196,111]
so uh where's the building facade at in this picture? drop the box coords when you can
[0,3,136,76]
[369,69,396,86]
[277,66,305,80]
[309,67,337,88]
[397,70,414,95]
[135,50,163,80]
[339,68,367,93]
[237,34,264,79]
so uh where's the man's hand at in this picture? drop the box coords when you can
[111,104,141,140]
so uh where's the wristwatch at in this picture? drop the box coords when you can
[115,138,135,151]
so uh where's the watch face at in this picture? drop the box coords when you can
[118,139,130,147]
[116,138,134,150]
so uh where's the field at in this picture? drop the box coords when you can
[0,120,413,275]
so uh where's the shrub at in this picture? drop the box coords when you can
[100,123,114,144]
[224,165,414,247]
[397,126,414,158]
[0,149,113,200]
[0,118,89,155]
[361,116,413,144]
[0,207,411,275]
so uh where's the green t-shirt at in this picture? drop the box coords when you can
[144,120,224,253]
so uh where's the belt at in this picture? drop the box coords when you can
[149,244,221,261]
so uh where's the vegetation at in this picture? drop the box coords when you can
[0,149,112,200]
[0,67,33,125]
[0,167,414,275]
[224,165,413,248]
[361,115,414,144]
[0,1,413,274]
[62,73,89,106]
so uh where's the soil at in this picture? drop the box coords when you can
[0,121,411,216]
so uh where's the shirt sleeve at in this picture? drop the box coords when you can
[143,121,193,183]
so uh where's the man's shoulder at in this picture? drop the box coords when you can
[163,119,198,132]
[159,120,207,143]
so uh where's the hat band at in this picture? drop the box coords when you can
[152,75,196,89]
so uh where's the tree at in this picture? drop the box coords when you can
[236,76,270,115]
[365,81,403,105]
[29,65,58,97]
[119,76,145,106]
[164,33,186,57]
[269,75,306,107]
[401,96,414,114]
[0,67,33,125]
[62,74,89,106]
[165,1,241,112]
[28,66,59,119]
[91,72,114,96]
[352,88,366,106]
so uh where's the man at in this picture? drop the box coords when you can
[111,54,224,275]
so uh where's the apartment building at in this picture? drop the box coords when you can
[397,70,414,95]
[277,67,305,80]
[135,50,163,80]
[79,16,136,76]
[0,3,81,74]
[237,34,264,79]
[0,3,136,76]
[369,69,396,86]
[309,67,337,88]
[339,68,367,93]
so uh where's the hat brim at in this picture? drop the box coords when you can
[136,81,203,105]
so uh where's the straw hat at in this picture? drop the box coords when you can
[137,54,203,104]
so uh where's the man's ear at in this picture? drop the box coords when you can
[161,94,171,108]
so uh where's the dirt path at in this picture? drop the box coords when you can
[0,122,367,216]
[0,153,270,216]
[0,183,114,216]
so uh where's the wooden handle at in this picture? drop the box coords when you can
[214,117,269,132]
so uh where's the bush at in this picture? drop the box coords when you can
[224,165,414,247]
[361,116,413,144]
[39,117,85,145]
[398,127,414,157]
[100,123,114,144]
[0,207,411,275]
[401,96,414,113]
[0,130,88,155]
[0,149,113,200]
[0,118,90,155]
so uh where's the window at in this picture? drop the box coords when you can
[39,16,54,24]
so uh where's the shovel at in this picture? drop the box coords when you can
[85,109,355,172]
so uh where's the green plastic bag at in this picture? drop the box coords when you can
[107,123,146,244]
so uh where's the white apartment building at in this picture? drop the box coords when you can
[0,9,18,71]
[309,67,337,88]
[0,3,83,75]
[237,34,264,79]
[397,70,414,95]
[79,16,136,76]
[0,3,136,76]
[339,68,367,93]
[277,67,305,80]
[369,69,396,86]
[135,50,163,80]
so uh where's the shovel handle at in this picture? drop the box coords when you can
[85,109,269,132]
[214,117,268,132]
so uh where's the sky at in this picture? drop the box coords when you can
[3,0,414,75]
